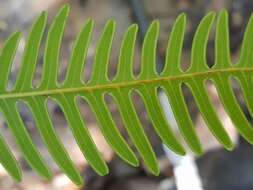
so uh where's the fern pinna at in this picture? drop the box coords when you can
[0,4,253,185]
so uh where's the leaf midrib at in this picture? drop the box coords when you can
[2,67,252,99]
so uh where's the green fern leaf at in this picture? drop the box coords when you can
[1,4,253,185]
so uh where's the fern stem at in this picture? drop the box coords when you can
[3,67,253,99]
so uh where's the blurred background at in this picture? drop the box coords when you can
[1,0,253,189]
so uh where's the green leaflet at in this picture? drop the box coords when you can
[0,4,253,185]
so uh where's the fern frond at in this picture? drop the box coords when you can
[1,4,253,185]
